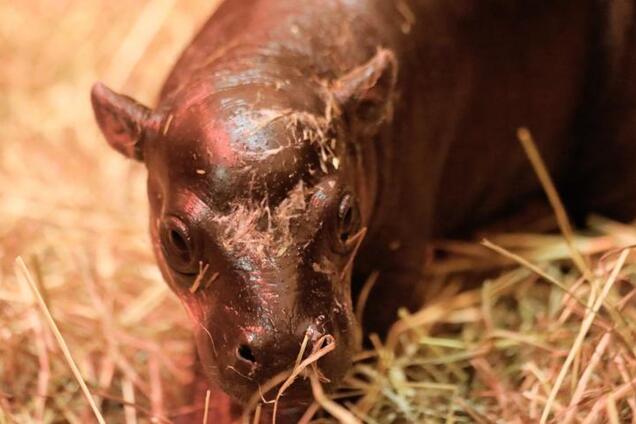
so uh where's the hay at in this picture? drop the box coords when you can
[322,224,636,423]
[3,1,636,423]
[1,1,214,422]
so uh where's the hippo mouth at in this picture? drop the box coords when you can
[208,331,340,422]
[188,281,360,409]
[229,334,341,419]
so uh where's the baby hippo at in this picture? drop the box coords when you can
[92,0,636,421]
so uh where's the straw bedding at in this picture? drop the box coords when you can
[2,1,636,423]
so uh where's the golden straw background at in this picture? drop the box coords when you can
[1,1,220,421]
[3,1,636,423]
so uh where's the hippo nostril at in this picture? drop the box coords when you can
[236,344,256,364]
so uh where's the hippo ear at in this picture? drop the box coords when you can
[331,48,398,132]
[90,82,153,161]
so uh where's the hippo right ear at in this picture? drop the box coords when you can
[90,82,153,161]
[331,48,398,134]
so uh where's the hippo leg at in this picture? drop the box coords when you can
[352,241,430,338]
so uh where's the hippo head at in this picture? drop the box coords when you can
[91,49,396,412]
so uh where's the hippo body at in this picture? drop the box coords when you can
[92,0,636,421]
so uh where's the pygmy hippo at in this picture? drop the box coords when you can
[91,0,636,421]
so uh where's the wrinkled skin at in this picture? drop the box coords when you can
[92,0,636,421]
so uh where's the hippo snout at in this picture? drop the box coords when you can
[232,319,325,373]
[201,310,353,405]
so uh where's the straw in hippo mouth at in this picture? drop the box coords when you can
[240,333,336,422]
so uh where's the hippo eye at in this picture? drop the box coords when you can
[337,194,359,244]
[160,216,198,275]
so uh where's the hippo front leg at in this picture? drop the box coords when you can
[354,241,430,338]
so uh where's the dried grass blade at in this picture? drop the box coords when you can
[539,248,630,423]
[355,271,379,328]
[202,389,211,424]
[482,239,586,308]
[106,0,178,88]
[273,335,336,423]
[15,257,106,424]
[297,402,320,424]
[122,378,137,424]
[309,371,360,424]
[517,128,592,282]
[562,331,612,424]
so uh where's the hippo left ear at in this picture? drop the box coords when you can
[331,48,398,133]
[91,82,154,161]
